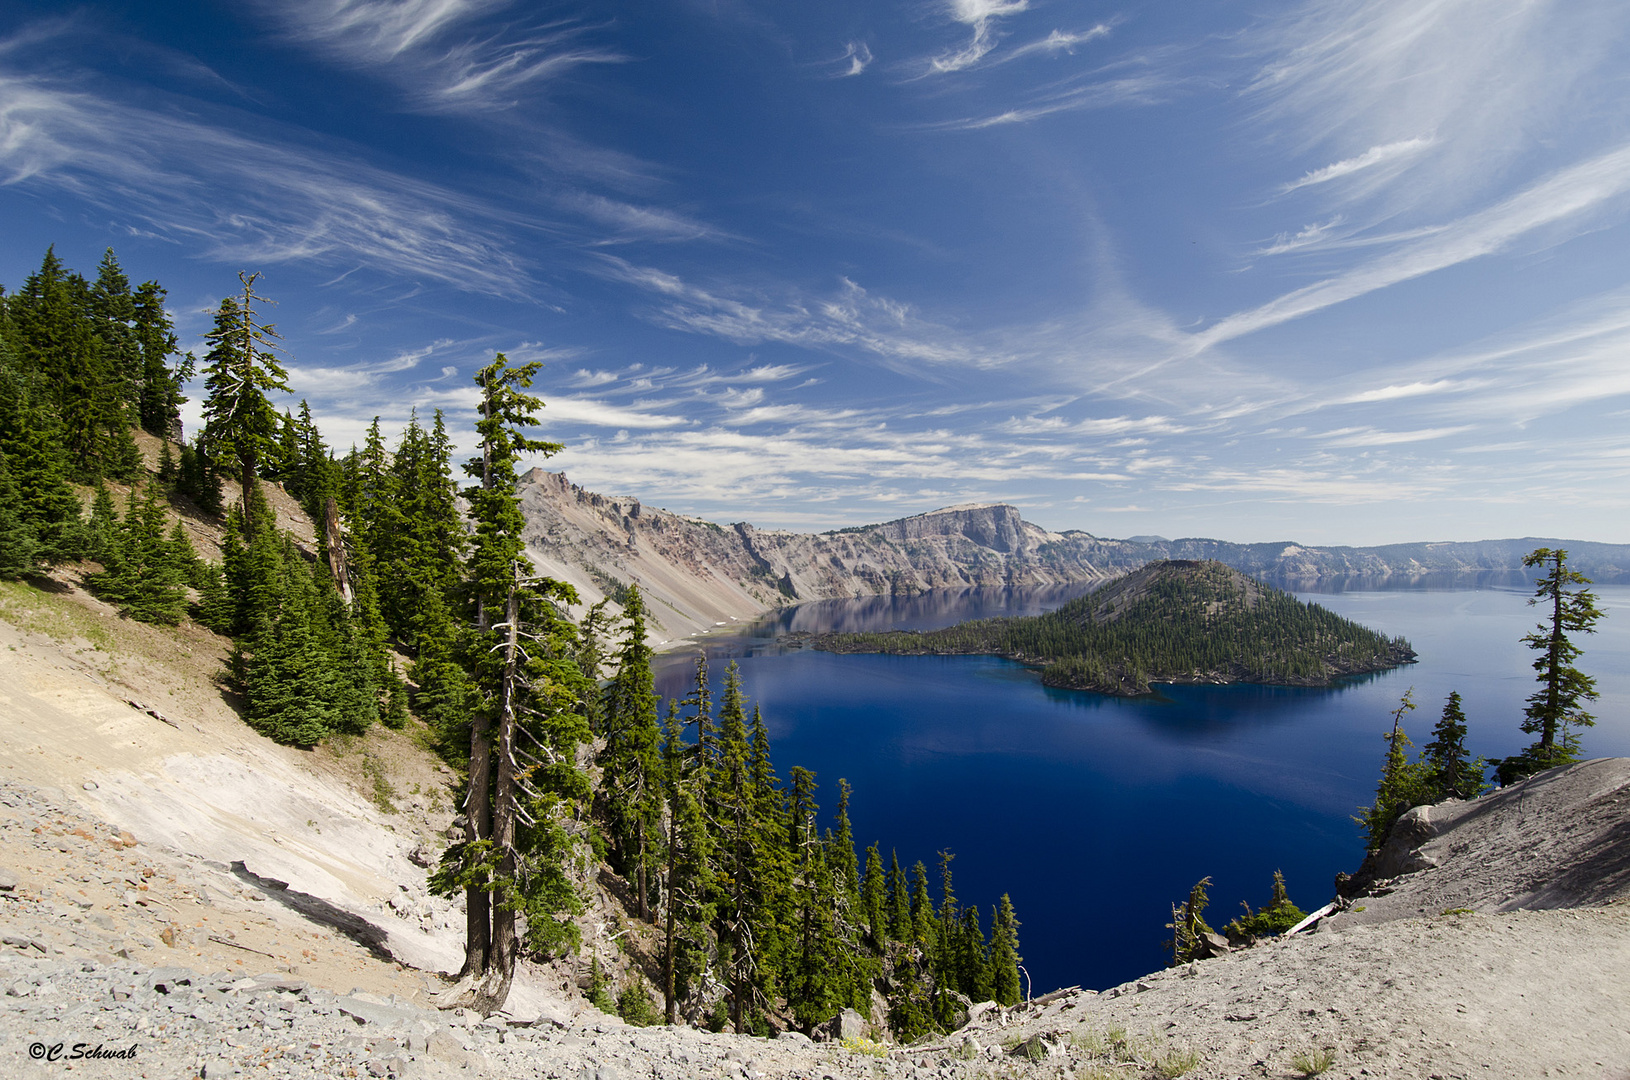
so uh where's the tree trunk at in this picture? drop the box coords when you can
[323,497,353,605]
[461,698,493,980]
[476,584,522,1015]
[637,822,649,923]
[664,807,678,1025]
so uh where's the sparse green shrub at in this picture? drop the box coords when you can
[1153,1046,1202,1078]
[616,981,660,1027]
[1290,1047,1335,1077]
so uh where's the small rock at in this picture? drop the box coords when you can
[0,868,17,891]
[83,781,98,791]
[776,1030,813,1045]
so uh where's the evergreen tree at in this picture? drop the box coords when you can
[1357,690,1428,853]
[987,895,1022,1006]
[0,452,38,579]
[1500,548,1605,781]
[199,273,289,502]
[132,279,189,439]
[662,700,715,1023]
[1423,692,1486,800]
[1166,877,1214,966]
[84,482,120,564]
[599,586,663,920]
[94,482,189,624]
[1223,869,1306,941]
[862,843,887,949]
[433,353,587,1016]
[887,849,909,943]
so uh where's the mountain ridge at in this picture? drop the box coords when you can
[517,470,1630,645]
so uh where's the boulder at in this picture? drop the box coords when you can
[815,1007,867,1042]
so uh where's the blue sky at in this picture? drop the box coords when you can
[3,0,1629,545]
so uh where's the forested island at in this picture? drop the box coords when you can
[808,560,1416,696]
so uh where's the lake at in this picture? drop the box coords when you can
[652,579,1630,996]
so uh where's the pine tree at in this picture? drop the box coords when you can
[599,586,663,920]
[1166,877,1214,967]
[94,482,188,624]
[199,273,289,503]
[887,849,909,943]
[132,279,189,439]
[1500,549,1605,782]
[1423,692,1485,800]
[1357,690,1428,853]
[0,452,38,579]
[662,700,715,1024]
[862,843,887,949]
[987,895,1022,1005]
[433,353,586,1016]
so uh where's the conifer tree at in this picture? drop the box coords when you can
[199,272,289,502]
[1357,690,1428,852]
[1500,548,1604,781]
[987,895,1022,1006]
[862,843,887,949]
[599,586,663,920]
[94,482,189,625]
[0,452,37,579]
[1423,692,1485,800]
[434,353,587,1015]
[85,482,119,564]
[132,279,189,439]
[887,849,909,943]
[662,700,715,1023]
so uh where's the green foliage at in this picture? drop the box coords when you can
[1166,877,1214,966]
[1499,548,1604,782]
[91,481,191,625]
[0,452,38,579]
[199,272,289,497]
[816,561,1412,695]
[1357,690,1429,853]
[1290,1047,1336,1077]
[1224,869,1306,941]
[987,893,1022,1005]
[1422,692,1488,800]
[616,981,661,1027]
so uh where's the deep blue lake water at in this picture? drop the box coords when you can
[652,579,1630,996]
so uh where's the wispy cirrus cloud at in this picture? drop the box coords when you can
[592,256,1009,370]
[1247,0,1626,215]
[1194,141,1630,352]
[927,0,1029,75]
[1279,136,1434,194]
[1000,25,1112,64]
[0,67,533,295]
[931,73,1177,130]
[832,41,873,78]
[258,0,624,112]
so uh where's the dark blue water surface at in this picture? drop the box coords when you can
[652,580,1630,996]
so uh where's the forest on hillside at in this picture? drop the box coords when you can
[0,247,1022,1036]
[813,560,1416,696]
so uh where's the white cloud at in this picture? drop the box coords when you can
[1247,0,1625,214]
[1279,137,1433,194]
[259,0,624,112]
[1194,141,1630,351]
[1318,425,1473,447]
[1002,25,1111,63]
[834,41,872,78]
[0,68,533,295]
[929,0,1030,74]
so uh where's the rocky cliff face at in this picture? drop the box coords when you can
[515,471,1122,644]
[516,470,1630,646]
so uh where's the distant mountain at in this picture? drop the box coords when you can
[806,559,1417,696]
[516,470,1630,645]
